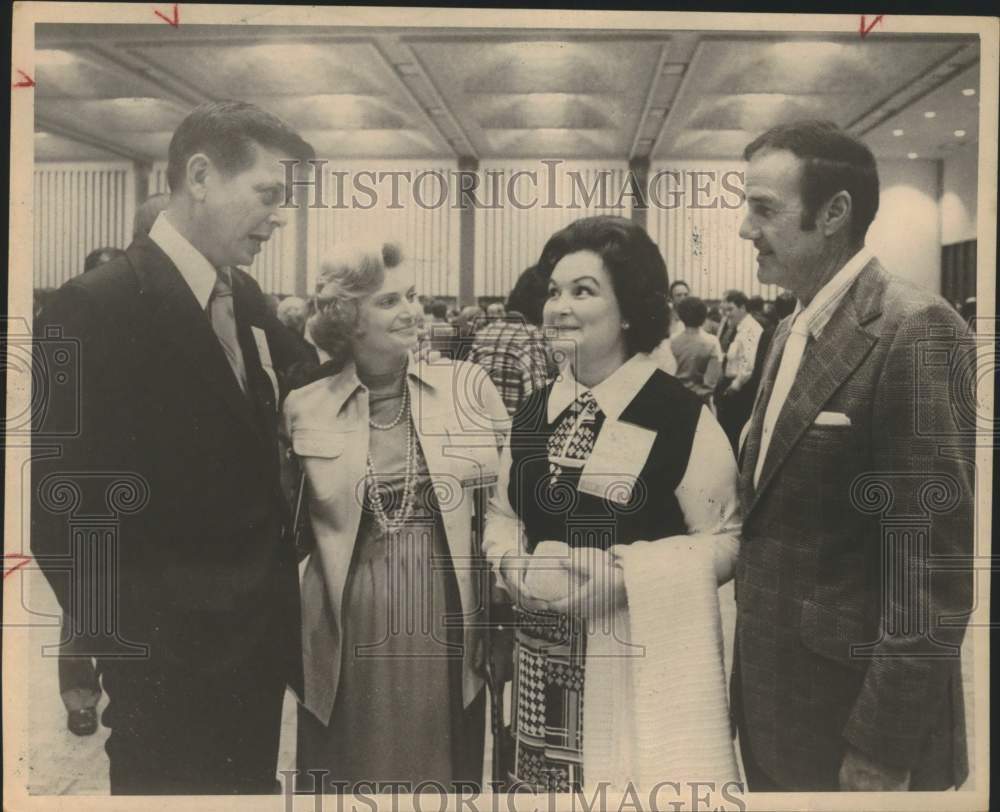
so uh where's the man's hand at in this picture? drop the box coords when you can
[838,745,910,791]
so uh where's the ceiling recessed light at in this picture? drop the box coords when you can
[954,129,966,137]
[907,152,919,159]
[924,111,937,119]
[962,88,976,96]
[892,129,904,137]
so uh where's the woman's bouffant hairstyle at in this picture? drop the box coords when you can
[535,216,669,356]
[307,241,404,371]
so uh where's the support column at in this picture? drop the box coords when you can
[132,161,151,242]
[628,157,650,232]
[295,185,310,297]
[134,161,151,206]
[457,156,478,307]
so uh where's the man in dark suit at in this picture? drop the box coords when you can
[732,120,974,791]
[31,101,315,794]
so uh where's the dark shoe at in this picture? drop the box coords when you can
[68,707,98,736]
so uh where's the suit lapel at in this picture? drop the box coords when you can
[748,262,885,516]
[128,237,265,446]
[232,272,279,436]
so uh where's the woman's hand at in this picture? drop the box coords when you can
[544,560,627,619]
[502,541,575,612]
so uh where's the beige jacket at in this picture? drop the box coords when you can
[281,355,510,725]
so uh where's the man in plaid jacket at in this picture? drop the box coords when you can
[731,120,975,791]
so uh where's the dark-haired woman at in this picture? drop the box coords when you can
[283,242,509,792]
[484,216,742,791]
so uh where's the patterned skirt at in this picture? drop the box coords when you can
[510,606,587,791]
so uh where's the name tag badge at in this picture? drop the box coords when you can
[251,326,279,409]
[578,420,656,505]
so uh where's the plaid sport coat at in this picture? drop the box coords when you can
[732,258,975,790]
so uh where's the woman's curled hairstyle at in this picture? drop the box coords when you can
[535,216,669,356]
[308,241,404,371]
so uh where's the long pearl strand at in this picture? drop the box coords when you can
[366,383,417,534]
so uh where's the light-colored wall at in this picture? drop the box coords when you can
[866,159,941,294]
[35,155,961,300]
[940,143,979,245]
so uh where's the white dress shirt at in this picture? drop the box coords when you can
[150,212,250,390]
[724,313,764,390]
[149,212,218,310]
[753,246,874,487]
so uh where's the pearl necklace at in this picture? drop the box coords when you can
[365,386,418,534]
[368,380,410,431]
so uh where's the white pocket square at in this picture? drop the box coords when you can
[813,411,851,427]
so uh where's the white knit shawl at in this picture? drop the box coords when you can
[581,535,740,791]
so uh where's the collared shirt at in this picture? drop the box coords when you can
[486,351,741,583]
[149,212,219,309]
[791,246,875,341]
[548,353,660,423]
[321,353,425,418]
[753,246,875,486]
[724,313,764,389]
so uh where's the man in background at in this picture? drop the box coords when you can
[133,192,170,239]
[668,279,690,338]
[55,244,126,736]
[670,295,723,406]
[468,266,550,416]
[714,288,763,449]
[83,247,126,273]
[32,101,315,794]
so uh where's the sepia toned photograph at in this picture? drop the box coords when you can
[4,5,996,812]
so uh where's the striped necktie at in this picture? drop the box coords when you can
[207,269,248,394]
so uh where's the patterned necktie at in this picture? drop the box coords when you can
[547,390,604,485]
[207,269,248,394]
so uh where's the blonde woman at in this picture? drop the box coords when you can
[283,242,509,792]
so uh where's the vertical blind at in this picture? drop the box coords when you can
[35,159,773,302]
[648,162,776,301]
[306,160,460,297]
[33,163,134,289]
[475,161,632,298]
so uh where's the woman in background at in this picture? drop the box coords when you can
[284,242,509,793]
[485,216,741,792]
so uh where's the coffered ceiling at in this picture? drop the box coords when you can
[34,24,981,163]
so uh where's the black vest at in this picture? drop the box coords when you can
[508,369,703,552]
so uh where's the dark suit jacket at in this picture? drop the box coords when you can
[31,235,309,693]
[733,259,974,790]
